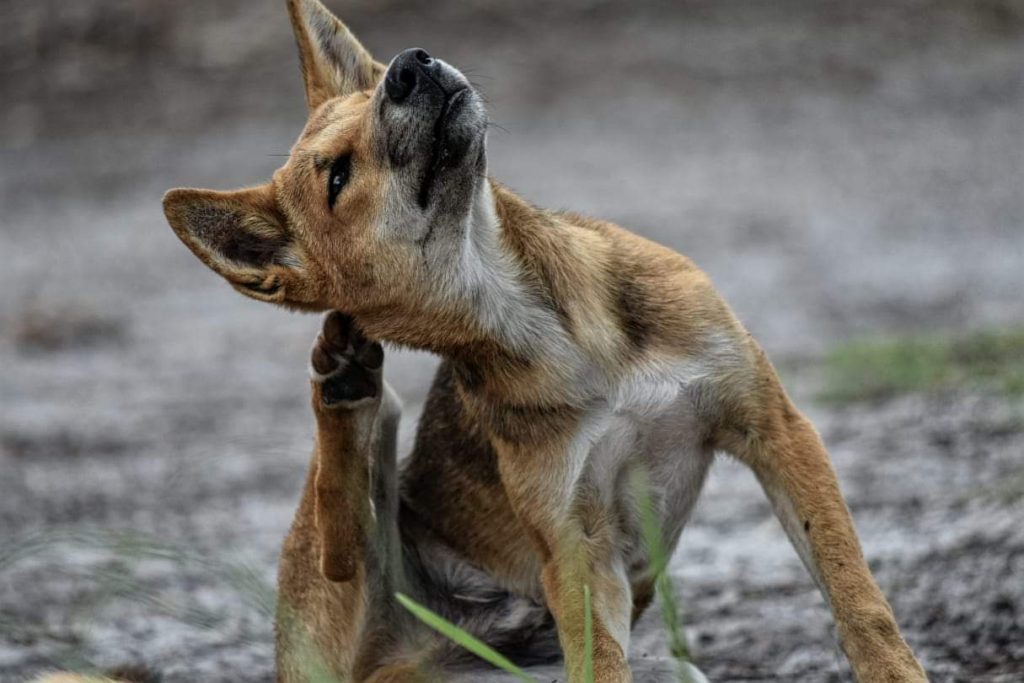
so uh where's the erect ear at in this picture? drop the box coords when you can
[287,0,385,110]
[163,184,311,305]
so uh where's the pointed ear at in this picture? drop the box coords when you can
[287,0,385,110]
[163,184,309,305]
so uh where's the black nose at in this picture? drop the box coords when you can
[385,48,438,103]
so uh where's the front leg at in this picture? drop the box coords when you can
[495,434,634,683]
[721,356,927,682]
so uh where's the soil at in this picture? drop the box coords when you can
[2,1,1022,681]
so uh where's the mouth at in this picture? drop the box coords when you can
[417,87,470,210]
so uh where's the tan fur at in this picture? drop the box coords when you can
[157,1,929,682]
[30,669,154,683]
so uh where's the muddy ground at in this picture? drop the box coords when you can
[1,1,1023,681]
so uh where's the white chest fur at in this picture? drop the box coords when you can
[571,359,721,564]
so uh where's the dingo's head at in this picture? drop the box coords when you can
[164,0,488,313]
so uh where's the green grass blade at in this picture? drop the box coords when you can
[394,592,537,683]
[583,584,594,683]
[631,468,713,683]
[631,468,692,663]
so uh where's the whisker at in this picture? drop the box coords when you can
[267,149,321,159]
[460,68,494,81]
[468,83,492,101]
[486,119,511,135]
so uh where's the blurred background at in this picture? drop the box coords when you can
[1,0,1022,681]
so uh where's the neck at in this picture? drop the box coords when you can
[455,181,573,354]
[356,179,584,377]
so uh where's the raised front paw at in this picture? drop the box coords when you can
[310,311,383,409]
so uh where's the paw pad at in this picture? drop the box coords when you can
[311,312,383,407]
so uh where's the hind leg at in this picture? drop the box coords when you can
[276,313,413,683]
[307,312,403,585]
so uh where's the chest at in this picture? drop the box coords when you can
[570,362,715,494]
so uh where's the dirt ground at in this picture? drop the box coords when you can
[2,1,1023,681]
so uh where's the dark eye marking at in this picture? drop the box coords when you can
[327,155,351,209]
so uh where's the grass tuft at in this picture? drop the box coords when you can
[819,327,1024,404]
[5,506,716,681]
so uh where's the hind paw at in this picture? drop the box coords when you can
[310,312,383,409]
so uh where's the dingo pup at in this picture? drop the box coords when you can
[161,1,930,681]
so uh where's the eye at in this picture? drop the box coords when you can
[327,155,351,209]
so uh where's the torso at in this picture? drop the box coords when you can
[399,339,742,608]
[393,185,756,624]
